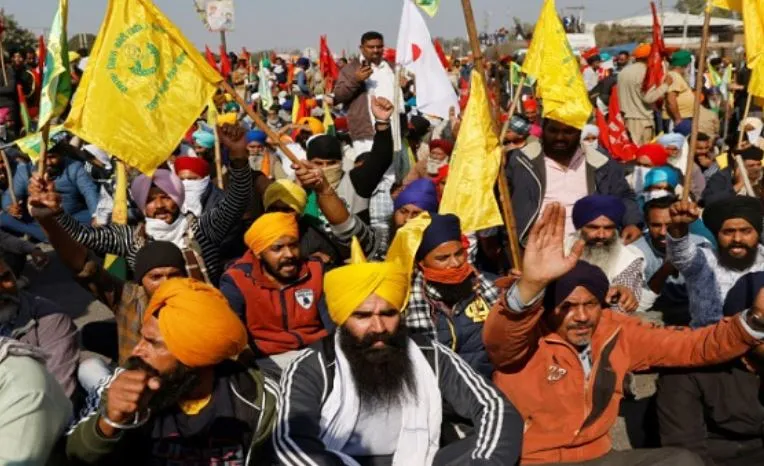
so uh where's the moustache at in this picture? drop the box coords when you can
[278,258,298,269]
[566,324,593,331]
[727,243,754,251]
[124,356,160,377]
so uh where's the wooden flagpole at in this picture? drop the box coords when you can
[499,75,527,144]
[0,149,15,204]
[681,4,712,201]
[737,92,754,148]
[460,0,522,270]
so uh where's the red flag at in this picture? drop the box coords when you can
[319,35,339,92]
[595,109,612,154]
[642,2,666,92]
[205,46,219,73]
[219,44,231,79]
[241,47,250,63]
[31,35,46,110]
[458,76,470,111]
[433,39,450,70]
[605,85,638,161]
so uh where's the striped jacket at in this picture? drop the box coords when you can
[55,165,252,285]
[273,334,524,465]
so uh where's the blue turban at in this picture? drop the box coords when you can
[657,133,686,149]
[297,57,310,68]
[282,100,293,111]
[416,213,462,260]
[644,166,680,190]
[193,130,215,149]
[544,261,610,311]
[394,179,438,213]
[571,194,626,230]
[246,130,267,144]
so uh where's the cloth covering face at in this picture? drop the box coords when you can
[145,278,247,367]
[145,215,189,249]
[181,177,210,217]
[319,332,442,466]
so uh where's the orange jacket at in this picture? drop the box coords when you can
[483,290,760,465]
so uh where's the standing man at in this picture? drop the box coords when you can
[665,50,696,136]
[618,44,672,145]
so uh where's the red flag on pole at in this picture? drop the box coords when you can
[219,44,231,79]
[205,46,219,73]
[319,35,339,92]
[605,85,638,161]
[433,39,450,70]
[642,2,666,92]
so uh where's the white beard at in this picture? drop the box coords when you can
[576,231,625,280]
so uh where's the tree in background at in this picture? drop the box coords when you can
[675,0,735,18]
[0,11,36,56]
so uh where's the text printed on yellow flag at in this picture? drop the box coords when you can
[64,0,223,175]
[438,71,503,233]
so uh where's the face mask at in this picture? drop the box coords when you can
[322,165,344,189]
[640,188,674,204]
[181,177,210,217]
[421,262,474,285]
[632,166,652,194]
[145,216,188,248]
[426,157,449,175]
[747,128,763,145]
[582,139,599,150]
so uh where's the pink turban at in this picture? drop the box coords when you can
[130,169,185,212]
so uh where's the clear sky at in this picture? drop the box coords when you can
[6,0,653,53]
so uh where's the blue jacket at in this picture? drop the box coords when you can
[506,141,641,245]
[3,160,99,216]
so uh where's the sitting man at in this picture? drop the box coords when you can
[51,123,252,285]
[656,272,764,466]
[274,249,523,465]
[703,146,763,205]
[403,213,500,378]
[0,256,79,398]
[66,278,277,465]
[246,129,287,180]
[385,178,439,250]
[668,197,764,328]
[632,195,708,321]
[567,194,644,313]
[0,337,72,465]
[173,156,222,218]
[484,202,764,466]
[2,142,99,242]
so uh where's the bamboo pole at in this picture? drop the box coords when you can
[499,75,527,145]
[737,92,754,148]
[212,124,224,189]
[0,149,15,205]
[37,122,51,176]
[220,80,301,165]
[681,5,712,201]
[460,0,522,270]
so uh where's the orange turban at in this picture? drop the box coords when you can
[145,278,247,367]
[633,43,651,59]
[244,212,299,255]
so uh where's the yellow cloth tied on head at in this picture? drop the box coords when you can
[298,117,325,135]
[145,278,247,367]
[263,180,308,214]
[324,240,409,325]
[245,212,299,254]
[217,113,238,125]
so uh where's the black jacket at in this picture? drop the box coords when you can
[656,363,764,466]
[702,167,736,206]
[273,333,524,466]
[506,140,641,244]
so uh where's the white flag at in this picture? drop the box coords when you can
[395,0,458,120]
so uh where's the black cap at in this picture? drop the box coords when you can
[307,135,343,161]
[134,241,187,282]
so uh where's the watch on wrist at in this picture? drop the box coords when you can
[747,310,764,332]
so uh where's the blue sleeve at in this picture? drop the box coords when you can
[3,164,29,210]
[219,273,246,323]
[73,165,100,215]
[297,72,309,94]
[316,294,335,333]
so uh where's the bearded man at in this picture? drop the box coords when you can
[274,251,523,465]
[66,278,277,465]
[668,197,764,328]
[403,213,500,377]
[567,195,644,313]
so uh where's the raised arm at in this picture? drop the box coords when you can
[348,97,394,198]
[666,200,707,277]
[197,124,253,244]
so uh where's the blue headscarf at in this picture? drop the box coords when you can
[246,130,267,144]
[192,130,215,149]
[657,133,686,150]
[571,195,626,230]
[416,213,462,260]
[394,179,438,213]
[644,166,680,190]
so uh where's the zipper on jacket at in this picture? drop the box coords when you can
[517,157,543,242]
[279,289,305,347]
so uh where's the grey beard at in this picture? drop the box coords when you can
[577,232,624,279]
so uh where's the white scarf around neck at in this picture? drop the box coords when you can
[319,333,441,466]
[145,215,189,249]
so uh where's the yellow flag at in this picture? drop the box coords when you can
[292,95,300,124]
[438,71,502,233]
[712,0,742,11]
[521,0,592,130]
[64,0,222,174]
[386,213,432,305]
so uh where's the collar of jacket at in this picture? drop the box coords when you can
[521,140,610,170]
[539,311,623,363]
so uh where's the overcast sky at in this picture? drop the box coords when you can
[6,0,656,53]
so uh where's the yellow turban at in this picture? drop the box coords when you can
[324,261,410,326]
[218,113,238,125]
[244,212,299,255]
[263,180,308,214]
[145,278,247,367]
[298,117,325,135]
